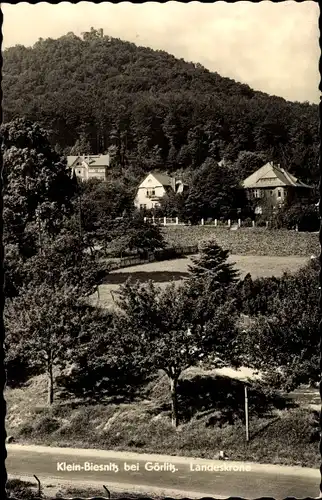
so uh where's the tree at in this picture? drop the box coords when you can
[2,118,77,296]
[188,240,239,293]
[69,132,93,155]
[241,259,320,391]
[110,213,165,256]
[2,118,76,249]
[115,280,240,427]
[56,312,151,400]
[234,150,268,182]
[5,286,94,405]
[185,158,241,222]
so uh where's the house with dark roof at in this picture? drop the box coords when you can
[134,172,187,211]
[67,154,110,181]
[242,162,313,214]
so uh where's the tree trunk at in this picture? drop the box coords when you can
[47,362,54,405]
[170,376,179,427]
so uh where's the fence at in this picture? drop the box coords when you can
[143,217,272,228]
[107,244,199,271]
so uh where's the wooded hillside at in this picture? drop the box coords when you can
[3,27,319,184]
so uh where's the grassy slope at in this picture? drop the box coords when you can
[6,372,320,468]
[162,227,319,256]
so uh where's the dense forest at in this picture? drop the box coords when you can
[3,27,319,185]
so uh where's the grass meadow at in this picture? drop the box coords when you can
[95,254,309,309]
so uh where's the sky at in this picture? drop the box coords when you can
[2,1,320,103]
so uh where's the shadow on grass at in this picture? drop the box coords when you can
[103,270,189,285]
[147,374,296,425]
[178,375,296,424]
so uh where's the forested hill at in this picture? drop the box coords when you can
[3,28,319,183]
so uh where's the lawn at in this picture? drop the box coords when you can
[95,254,309,309]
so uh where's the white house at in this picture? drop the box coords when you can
[67,154,110,181]
[134,172,187,211]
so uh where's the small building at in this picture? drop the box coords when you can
[67,154,110,181]
[242,162,312,214]
[134,172,187,211]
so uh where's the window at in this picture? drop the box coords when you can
[277,189,282,198]
[253,189,262,199]
[147,189,156,197]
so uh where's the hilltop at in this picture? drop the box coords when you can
[3,28,319,183]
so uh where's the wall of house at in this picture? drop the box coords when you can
[87,168,107,181]
[134,174,167,210]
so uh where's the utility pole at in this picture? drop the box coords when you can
[244,385,249,442]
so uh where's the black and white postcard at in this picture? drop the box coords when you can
[2,1,320,499]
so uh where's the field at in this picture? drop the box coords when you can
[162,226,319,256]
[96,254,309,309]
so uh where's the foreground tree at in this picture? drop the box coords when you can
[115,280,239,427]
[5,286,100,405]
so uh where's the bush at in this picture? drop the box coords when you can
[6,478,37,499]
[272,203,320,232]
[34,416,60,435]
[154,247,180,261]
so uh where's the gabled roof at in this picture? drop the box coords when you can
[67,154,110,168]
[67,156,80,167]
[242,162,312,189]
[150,172,173,186]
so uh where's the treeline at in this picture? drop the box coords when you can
[3,27,319,186]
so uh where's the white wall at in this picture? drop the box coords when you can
[134,174,167,210]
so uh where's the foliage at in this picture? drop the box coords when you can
[2,118,77,297]
[56,310,151,400]
[4,285,107,404]
[3,31,319,185]
[114,280,239,426]
[240,259,320,390]
[184,159,245,222]
[110,213,165,255]
[188,240,239,294]
[271,203,320,232]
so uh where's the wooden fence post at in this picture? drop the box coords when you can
[201,218,204,226]
[176,217,179,225]
[214,219,217,227]
[163,217,167,226]
[228,219,231,227]
[252,220,255,228]
[238,219,241,227]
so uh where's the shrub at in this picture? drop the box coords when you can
[34,416,60,435]
[6,478,37,499]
